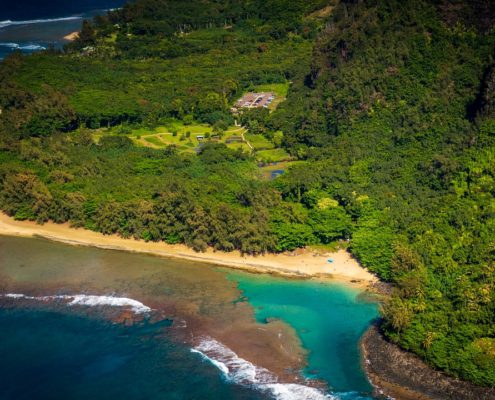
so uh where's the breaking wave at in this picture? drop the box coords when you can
[191,337,334,400]
[2,293,151,314]
[0,42,46,51]
[0,16,81,29]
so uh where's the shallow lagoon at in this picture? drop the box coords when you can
[227,271,378,397]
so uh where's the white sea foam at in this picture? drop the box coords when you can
[4,293,24,298]
[2,293,151,314]
[191,337,333,400]
[261,383,334,400]
[0,42,19,48]
[0,42,46,51]
[0,16,81,29]
[19,44,46,50]
[65,295,151,313]
[191,348,230,375]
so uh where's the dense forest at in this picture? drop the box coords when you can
[0,0,494,388]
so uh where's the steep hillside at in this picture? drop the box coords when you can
[273,0,495,386]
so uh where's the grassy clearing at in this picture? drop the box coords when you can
[253,82,290,97]
[256,148,291,163]
[98,120,282,157]
[98,121,255,153]
[143,136,165,147]
[245,133,275,150]
[226,142,252,152]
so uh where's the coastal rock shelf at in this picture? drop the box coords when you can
[362,326,495,400]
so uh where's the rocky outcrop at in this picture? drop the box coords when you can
[361,325,495,400]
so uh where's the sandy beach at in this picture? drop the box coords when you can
[0,213,377,285]
[63,31,79,41]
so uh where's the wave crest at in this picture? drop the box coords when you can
[2,293,151,314]
[0,42,46,50]
[0,16,81,29]
[191,337,333,399]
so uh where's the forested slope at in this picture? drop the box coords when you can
[272,0,495,386]
[0,0,494,387]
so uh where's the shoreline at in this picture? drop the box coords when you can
[0,213,377,287]
[361,325,495,400]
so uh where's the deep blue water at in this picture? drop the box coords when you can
[0,0,125,20]
[0,308,268,400]
[0,235,380,400]
[0,0,126,59]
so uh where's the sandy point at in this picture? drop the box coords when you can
[63,31,80,41]
[0,212,378,286]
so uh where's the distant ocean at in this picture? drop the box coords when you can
[0,0,126,59]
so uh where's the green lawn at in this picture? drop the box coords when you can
[142,136,165,147]
[97,121,256,153]
[245,133,275,150]
[98,120,280,157]
[253,82,290,97]
[256,148,291,163]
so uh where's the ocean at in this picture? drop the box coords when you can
[0,0,126,59]
[0,235,379,399]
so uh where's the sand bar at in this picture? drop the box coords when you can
[0,213,377,285]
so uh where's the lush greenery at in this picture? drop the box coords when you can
[0,0,494,388]
[270,0,495,386]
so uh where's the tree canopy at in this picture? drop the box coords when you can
[0,0,494,387]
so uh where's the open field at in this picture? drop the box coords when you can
[244,133,275,150]
[256,148,292,163]
[96,120,291,163]
[95,122,252,153]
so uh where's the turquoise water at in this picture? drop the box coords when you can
[0,235,379,399]
[226,271,379,398]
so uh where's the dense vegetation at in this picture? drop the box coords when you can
[0,0,494,388]
[273,0,495,386]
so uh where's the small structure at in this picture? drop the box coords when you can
[197,135,205,141]
[232,92,275,112]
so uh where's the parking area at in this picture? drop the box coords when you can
[234,92,275,109]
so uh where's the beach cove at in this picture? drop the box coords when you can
[0,234,379,399]
[0,213,378,285]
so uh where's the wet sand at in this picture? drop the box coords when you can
[0,213,377,286]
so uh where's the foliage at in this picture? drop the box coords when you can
[0,0,494,387]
